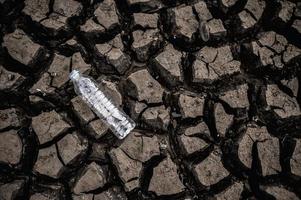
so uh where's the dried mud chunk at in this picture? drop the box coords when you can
[148,156,185,196]
[96,35,130,74]
[0,130,22,165]
[94,0,119,30]
[221,0,238,8]
[283,44,301,63]
[0,108,23,130]
[142,105,170,131]
[193,148,229,186]
[109,132,159,191]
[87,119,109,139]
[193,46,241,82]
[291,139,301,176]
[128,100,147,120]
[71,52,91,74]
[263,186,298,200]
[214,181,244,200]
[73,162,107,194]
[48,54,71,88]
[265,84,301,118]
[53,0,82,17]
[80,19,105,33]
[0,180,24,200]
[207,19,226,37]
[219,84,249,108]
[119,131,160,162]
[133,13,158,28]
[0,66,25,91]
[238,125,281,176]
[250,31,292,68]
[214,103,233,137]
[33,145,64,178]
[153,44,183,86]
[40,13,67,30]
[32,110,71,145]
[170,5,199,41]
[178,94,205,118]
[23,0,49,21]
[94,186,127,200]
[178,122,210,155]
[109,148,142,191]
[278,1,295,22]
[30,73,55,94]
[238,11,257,29]
[2,29,42,66]
[132,29,162,62]
[71,96,95,124]
[126,69,164,103]
[73,194,94,200]
[194,1,213,21]
[57,132,88,165]
[238,0,265,29]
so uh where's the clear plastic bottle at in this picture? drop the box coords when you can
[69,70,135,139]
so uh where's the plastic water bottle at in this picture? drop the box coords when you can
[69,70,135,139]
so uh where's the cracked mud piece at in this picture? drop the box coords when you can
[57,132,88,165]
[132,29,162,62]
[73,162,107,194]
[178,94,205,118]
[3,29,42,66]
[126,69,164,103]
[169,5,198,41]
[23,0,50,21]
[94,186,127,200]
[109,132,160,191]
[265,84,301,118]
[214,181,244,200]
[96,35,130,74]
[192,45,241,82]
[178,122,210,155]
[142,105,170,131]
[0,108,23,130]
[148,156,185,195]
[0,180,24,200]
[263,186,298,200]
[109,148,142,191]
[219,84,249,108]
[238,0,265,29]
[0,65,25,91]
[32,110,71,145]
[71,96,96,124]
[133,13,158,28]
[193,147,229,186]
[33,145,64,178]
[238,125,281,176]
[0,130,22,165]
[214,103,233,137]
[94,0,120,30]
[153,44,183,86]
[291,139,301,176]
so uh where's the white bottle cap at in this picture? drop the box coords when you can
[69,70,80,81]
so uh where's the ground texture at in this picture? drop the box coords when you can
[0,0,301,199]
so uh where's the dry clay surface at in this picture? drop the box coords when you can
[0,0,301,199]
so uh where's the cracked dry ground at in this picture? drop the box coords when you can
[1,0,301,199]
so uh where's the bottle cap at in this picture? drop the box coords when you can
[69,70,80,81]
